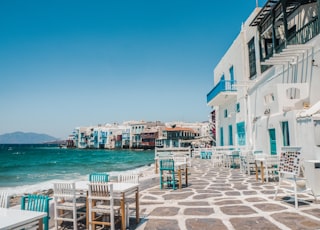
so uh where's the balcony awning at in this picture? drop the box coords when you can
[260,44,313,65]
[250,0,316,27]
[250,0,280,26]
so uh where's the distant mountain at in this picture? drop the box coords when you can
[0,132,59,144]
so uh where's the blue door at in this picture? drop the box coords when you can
[220,127,224,146]
[269,128,277,155]
[236,122,246,146]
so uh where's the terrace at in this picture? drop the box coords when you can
[250,0,319,64]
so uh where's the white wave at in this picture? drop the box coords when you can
[0,164,155,196]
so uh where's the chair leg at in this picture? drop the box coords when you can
[172,171,176,190]
[126,202,130,228]
[160,171,163,189]
[44,216,48,230]
[294,181,298,209]
[73,208,77,230]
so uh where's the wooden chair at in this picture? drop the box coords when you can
[242,151,257,175]
[21,194,51,230]
[118,173,139,184]
[53,182,86,230]
[0,191,10,208]
[211,152,224,167]
[159,159,177,190]
[263,155,279,182]
[155,151,173,173]
[87,182,121,230]
[89,172,109,182]
[117,173,139,227]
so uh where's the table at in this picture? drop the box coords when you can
[225,151,240,168]
[77,182,139,230]
[175,162,188,189]
[0,208,47,230]
[255,155,279,183]
[113,182,140,230]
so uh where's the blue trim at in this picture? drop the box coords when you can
[269,128,277,155]
[236,122,246,146]
[207,80,237,103]
[220,127,224,146]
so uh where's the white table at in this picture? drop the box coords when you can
[255,155,279,183]
[0,208,47,230]
[76,181,139,230]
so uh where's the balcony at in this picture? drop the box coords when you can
[207,80,237,107]
[260,15,319,64]
[287,16,319,46]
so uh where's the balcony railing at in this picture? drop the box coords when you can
[207,80,237,103]
[287,16,319,45]
[261,17,319,63]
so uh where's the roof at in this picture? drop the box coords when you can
[141,127,158,134]
[164,127,195,132]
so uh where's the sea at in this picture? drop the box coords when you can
[0,144,155,195]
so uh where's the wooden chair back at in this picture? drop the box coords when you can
[118,173,139,184]
[21,194,51,230]
[89,172,109,182]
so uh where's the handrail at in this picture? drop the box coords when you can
[288,16,319,45]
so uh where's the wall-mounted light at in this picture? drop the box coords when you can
[312,59,318,67]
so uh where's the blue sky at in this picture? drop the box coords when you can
[0,0,266,139]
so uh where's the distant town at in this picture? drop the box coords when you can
[66,120,213,150]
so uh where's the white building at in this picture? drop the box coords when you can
[207,0,320,161]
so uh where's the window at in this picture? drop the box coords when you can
[221,74,225,81]
[281,121,290,146]
[236,103,240,113]
[286,88,300,100]
[248,38,257,79]
[264,93,275,104]
[229,66,234,82]
[224,109,228,118]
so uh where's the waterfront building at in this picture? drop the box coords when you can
[73,126,92,149]
[141,127,159,149]
[121,128,131,149]
[160,126,197,148]
[207,0,320,160]
[70,121,209,150]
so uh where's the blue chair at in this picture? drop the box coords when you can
[89,172,109,182]
[159,159,176,190]
[21,194,52,230]
[206,151,212,159]
[200,151,207,159]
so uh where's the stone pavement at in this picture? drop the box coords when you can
[133,158,320,230]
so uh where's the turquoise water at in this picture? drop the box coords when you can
[0,144,155,194]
